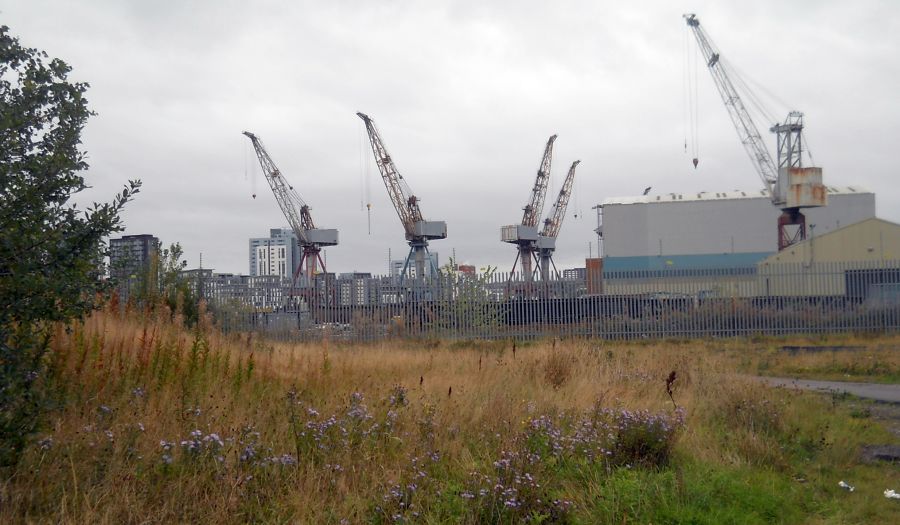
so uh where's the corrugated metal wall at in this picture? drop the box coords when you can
[601,189,875,263]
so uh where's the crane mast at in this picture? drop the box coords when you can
[502,135,557,282]
[538,160,580,280]
[684,14,826,251]
[242,131,338,288]
[357,112,447,282]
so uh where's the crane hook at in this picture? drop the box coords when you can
[692,158,699,169]
[252,193,256,199]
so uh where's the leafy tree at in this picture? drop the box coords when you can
[0,25,140,468]
[154,242,201,324]
[436,258,502,335]
[125,241,202,326]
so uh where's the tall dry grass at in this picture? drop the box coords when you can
[1,306,897,523]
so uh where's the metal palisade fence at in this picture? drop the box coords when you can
[207,260,900,342]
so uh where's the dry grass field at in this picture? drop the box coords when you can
[2,305,898,523]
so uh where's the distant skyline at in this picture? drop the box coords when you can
[5,0,899,274]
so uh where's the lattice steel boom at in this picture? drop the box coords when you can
[357,112,446,282]
[242,131,338,285]
[684,13,779,201]
[522,135,557,227]
[243,131,315,241]
[541,160,580,239]
[357,112,424,240]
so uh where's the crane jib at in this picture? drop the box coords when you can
[683,14,779,201]
[357,112,448,246]
[242,131,338,249]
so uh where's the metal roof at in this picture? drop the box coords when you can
[600,186,870,206]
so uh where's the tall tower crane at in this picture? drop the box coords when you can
[537,160,580,280]
[501,135,557,281]
[242,131,339,287]
[357,113,447,281]
[684,14,826,251]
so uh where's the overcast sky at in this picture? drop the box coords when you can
[5,0,899,275]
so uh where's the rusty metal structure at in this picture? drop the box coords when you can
[501,135,557,281]
[537,160,581,280]
[357,112,447,281]
[684,14,826,251]
[242,131,338,287]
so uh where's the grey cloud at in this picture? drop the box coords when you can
[5,0,899,274]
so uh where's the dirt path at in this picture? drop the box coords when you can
[759,377,900,403]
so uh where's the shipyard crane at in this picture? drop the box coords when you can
[242,131,339,287]
[537,160,580,280]
[356,113,447,281]
[684,14,826,251]
[501,135,557,281]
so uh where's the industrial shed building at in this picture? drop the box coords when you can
[599,186,875,273]
[759,217,900,265]
[758,218,900,298]
[600,216,900,300]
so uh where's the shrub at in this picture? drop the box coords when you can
[0,25,139,469]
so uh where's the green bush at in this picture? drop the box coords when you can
[0,24,138,469]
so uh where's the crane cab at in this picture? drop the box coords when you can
[411,221,447,240]
[304,228,339,246]
[501,225,538,243]
[536,236,556,251]
[781,167,827,209]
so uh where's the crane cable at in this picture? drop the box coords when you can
[683,24,688,155]
[572,176,580,220]
[359,120,373,234]
[725,59,816,165]
[244,138,258,199]
[683,24,700,168]
[726,58,779,127]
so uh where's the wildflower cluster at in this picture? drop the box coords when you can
[462,403,684,521]
[388,385,409,407]
[605,406,685,467]
[464,449,571,522]
[37,436,53,451]
[180,429,224,462]
[290,391,402,462]
[376,453,439,523]
[521,404,685,469]
[347,392,372,421]
[159,440,175,465]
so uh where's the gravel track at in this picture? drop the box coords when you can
[759,377,900,403]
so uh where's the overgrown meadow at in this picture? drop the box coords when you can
[2,305,898,524]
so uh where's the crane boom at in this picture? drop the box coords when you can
[684,14,779,202]
[541,160,580,239]
[242,131,337,291]
[356,112,424,239]
[357,112,446,282]
[522,135,557,227]
[243,131,315,244]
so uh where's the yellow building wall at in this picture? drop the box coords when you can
[757,218,900,296]
[761,218,900,265]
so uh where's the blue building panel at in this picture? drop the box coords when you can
[603,252,772,277]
